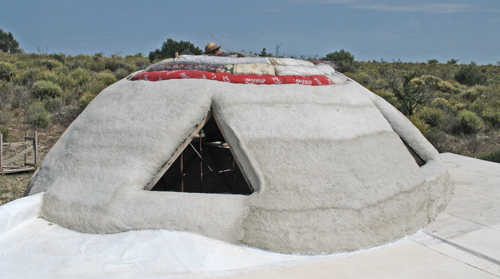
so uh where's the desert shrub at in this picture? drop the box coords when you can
[32,80,62,99]
[89,59,105,72]
[480,148,500,163]
[437,80,458,94]
[482,107,500,125]
[43,97,63,113]
[458,110,485,134]
[79,92,97,111]
[148,38,203,62]
[454,64,488,86]
[0,126,9,140]
[0,62,17,81]
[70,68,91,86]
[60,90,75,105]
[96,71,117,86]
[468,100,487,114]
[26,102,52,127]
[461,87,481,102]
[407,115,430,135]
[39,59,62,70]
[373,89,399,107]
[20,68,41,84]
[453,103,467,111]
[423,127,446,151]
[416,106,445,127]
[82,80,106,95]
[49,53,65,63]
[323,49,359,73]
[115,68,129,80]
[432,97,450,109]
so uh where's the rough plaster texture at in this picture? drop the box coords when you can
[28,72,453,255]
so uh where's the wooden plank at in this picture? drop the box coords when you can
[3,146,33,166]
[0,166,36,174]
[0,133,3,173]
[144,111,213,191]
[34,131,38,165]
[2,142,31,148]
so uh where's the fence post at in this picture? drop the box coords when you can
[0,133,3,173]
[34,131,38,166]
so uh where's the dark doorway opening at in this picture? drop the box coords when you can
[150,113,253,195]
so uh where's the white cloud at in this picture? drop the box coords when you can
[352,3,474,13]
[407,20,420,27]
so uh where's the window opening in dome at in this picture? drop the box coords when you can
[145,111,253,195]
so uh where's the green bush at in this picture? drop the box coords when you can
[70,68,91,86]
[49,53,65,63]
[458,110,485,134]
[39,59,63,70]
[26,102,52,128]
[115,68,129,80]
[323,49,359,73]
[0,62,17,81]
[407,115,430,135]
[43,97,63,113]
[0,126,9,140]
[96,71,117,86]
[454,64,488,86]
[148,38,203,62]
[79,92,97,111]
[480,148,500,163]
[482,107,500,125]
[432,97,450,109]
[82,80,106,95]
[32,80,62,99]
[416,106,445,127]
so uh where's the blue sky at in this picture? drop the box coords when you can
[1,0,499,64]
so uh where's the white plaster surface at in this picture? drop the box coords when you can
[0,153,499,278]
[25,75,452,254]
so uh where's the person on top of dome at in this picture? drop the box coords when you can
[204,42,229,57]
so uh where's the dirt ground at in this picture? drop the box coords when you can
[1,120,67,205]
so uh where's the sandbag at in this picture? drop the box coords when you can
[315,64,336,75]
[269,58,315,67]
[274,65,325,76]
[177,55,271,65]
[130,70,333,86]
[146,63,224,73]
[220,63,275,75]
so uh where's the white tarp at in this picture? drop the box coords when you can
[1,154,500,278]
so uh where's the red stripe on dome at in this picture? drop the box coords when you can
[130,70,333,86]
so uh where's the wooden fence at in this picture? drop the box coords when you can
[0,131,38,174]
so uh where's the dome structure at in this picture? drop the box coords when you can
[27,55,453,255]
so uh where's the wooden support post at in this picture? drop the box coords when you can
[0,133,3,173]
[34,131,38,166]
[24,131,27,167]
[144,111,212,191]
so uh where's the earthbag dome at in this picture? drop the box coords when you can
[26,56,453,255]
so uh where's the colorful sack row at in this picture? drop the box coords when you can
[130,70,333,86]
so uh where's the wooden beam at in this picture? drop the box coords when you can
[3,146,33,166]
[0,133,3,173]
[144,111,212,191]
[2,142,31,148]
[0,166,36,174]
[34,131,38,165]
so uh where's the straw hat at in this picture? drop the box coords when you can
[204,42,221,54]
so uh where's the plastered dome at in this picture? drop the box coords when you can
[27,56,453,255]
